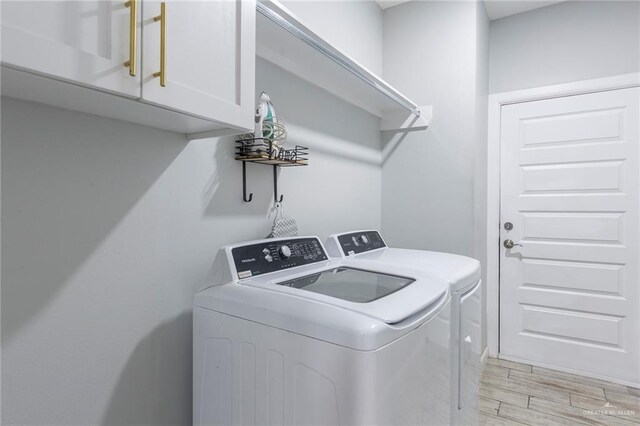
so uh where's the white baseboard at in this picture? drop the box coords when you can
[498,353,640,389]
[481,346,489,367]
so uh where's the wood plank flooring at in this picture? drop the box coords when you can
[479,358,640,425]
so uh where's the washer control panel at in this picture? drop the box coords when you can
[337,231,386,256]
[232,237,328,279]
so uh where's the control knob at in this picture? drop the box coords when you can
[279,245,292,259]
[358,234,369,245]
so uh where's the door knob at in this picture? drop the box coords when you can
[503,239,523,249]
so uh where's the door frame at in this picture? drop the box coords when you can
[485,72,640,357]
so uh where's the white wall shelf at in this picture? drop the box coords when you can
[255,0,431,133]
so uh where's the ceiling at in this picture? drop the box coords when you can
[483,0,565,20]
[375,0,566,20]
[375,0,413,9]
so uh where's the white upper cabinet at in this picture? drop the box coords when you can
[1,0,256,135]
[1,0,141,98]
[142,0,256,130]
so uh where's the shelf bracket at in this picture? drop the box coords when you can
[380,106,433,132]
[242,162,253,202]
[273,165,284,203]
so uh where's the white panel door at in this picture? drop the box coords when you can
[141,0,255,131]
[1,0,140,97]
[499,88,640,386]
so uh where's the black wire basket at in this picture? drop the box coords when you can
[235,137,308,167]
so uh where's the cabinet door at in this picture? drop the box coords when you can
[1,1,141,97]
[141,0,255,131]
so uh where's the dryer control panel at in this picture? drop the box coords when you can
[232,237,328,279]
[337,231,386,256]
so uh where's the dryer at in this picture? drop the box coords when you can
[325,230,482,425]
[194,236,453,426]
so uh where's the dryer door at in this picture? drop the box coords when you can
[458,280,482,425]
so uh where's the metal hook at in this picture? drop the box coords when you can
[242,162,253,202]
[273,165,284,203]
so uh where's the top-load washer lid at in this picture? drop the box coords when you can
[277,267,413,303]
[364,249,481,293]
[325,230,481,293]
[194,236,450,351]
[257,263,447,325]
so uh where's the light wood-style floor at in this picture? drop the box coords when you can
[479,358,640,425]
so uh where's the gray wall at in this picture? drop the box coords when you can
[381,0,488,257]
[489,1,640,93]
[473,0,490,353]
[1,58,381,425]
[381,0,489,349]
[282,0,383,75]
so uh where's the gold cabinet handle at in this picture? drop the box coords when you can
[152,2,167,87]
[123,0,137,76]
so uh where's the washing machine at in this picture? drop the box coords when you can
[325,230,482,426]
[194,236,452,426]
